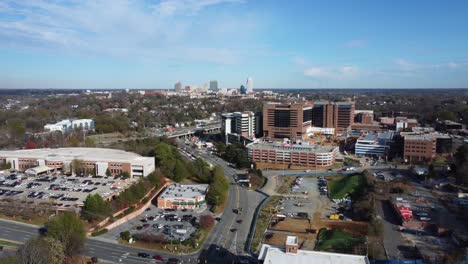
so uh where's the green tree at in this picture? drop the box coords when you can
[120,231,132,241]
[120,171,130,179]
[173,160,190,182]
[105,168,112,177]
[206,165,229,206]
[454,144,468,185]
[154,142,177,177]
[82,194,112,221]
[147,170,164,188]
[71,159,84,175]
[85,137,96,147]
[18,237,65,264]
[7,118,26,141]
[193,158,211,183]
[68,136,80,147]
[0,161,11,170]
[46,212,86,256]
[436,110,457,121]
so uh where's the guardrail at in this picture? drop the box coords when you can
[244,183,270,255]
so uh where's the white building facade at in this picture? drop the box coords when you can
[355,131,394,157]
[44,119,94,133]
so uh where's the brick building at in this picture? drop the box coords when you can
[262,102,313,141]
[156,184,209,209]
[247,141,338,168]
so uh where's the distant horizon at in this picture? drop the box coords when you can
[1,1,468,89]
[1,87,468,91]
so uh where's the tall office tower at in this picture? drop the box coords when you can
[222,112,256,144]
[209,80,219,91]
[174,82,182,92]
[312,101,336,128]
[233,111,256,138]
[262,102,313,141]
[246,77,254,93]
[311,101,355,134]
[254,111,264,138]
[240,85,247,94]
[335,102,355,134]
[222,113,234,135]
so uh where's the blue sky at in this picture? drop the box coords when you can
[0,0,468,89]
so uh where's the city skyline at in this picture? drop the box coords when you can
[1,0,468,89]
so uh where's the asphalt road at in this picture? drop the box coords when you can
[183,146,263,256]
[0,146,262,264]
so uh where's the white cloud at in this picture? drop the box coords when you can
[0,0,251,64]
[303,65,359,79]
[340,65,359,78]
[447,62,459,69]
[294,57,307,66]
[304,67,330,78]
[344,39,368,48]
[394,58,465,71]
[394,58,417,71]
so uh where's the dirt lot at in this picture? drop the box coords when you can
[270,218,310,233]
[264,232,315,248]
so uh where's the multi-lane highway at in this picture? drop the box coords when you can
[188,147,263,256]
[0,144,262,263]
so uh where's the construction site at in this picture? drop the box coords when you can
[254,173,373,257]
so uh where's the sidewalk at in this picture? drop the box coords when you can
[0,218,40,228]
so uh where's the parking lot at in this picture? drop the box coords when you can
[277,177,330,220]
[103,202,207,243]
[0,171,138,209]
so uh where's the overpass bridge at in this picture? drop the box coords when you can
[164,124,221,139]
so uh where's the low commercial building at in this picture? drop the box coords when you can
[354,131,394,158]
[258,236,369,264]
[247,142,339,168]
[156,184,209,209]
[0,148,155,177]
[44,119,94,133]
[401,132,452,162]
[395,117,418,131]
[436,120,464,132]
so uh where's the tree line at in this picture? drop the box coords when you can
[0,212,86,264]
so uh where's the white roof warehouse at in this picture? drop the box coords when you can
[0,148,155,177]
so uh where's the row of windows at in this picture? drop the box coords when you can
[109,169,123,174]
[405,150,434,154]
[19,159,36,163]
[47,162,63,166]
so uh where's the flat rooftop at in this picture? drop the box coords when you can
[357,131,394,144]
[259,245,369,264]
[0,148,151,163]
[247,142,337,154]
[403,132,450,141]
[286,236,298,246]
[159,184,209,199]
